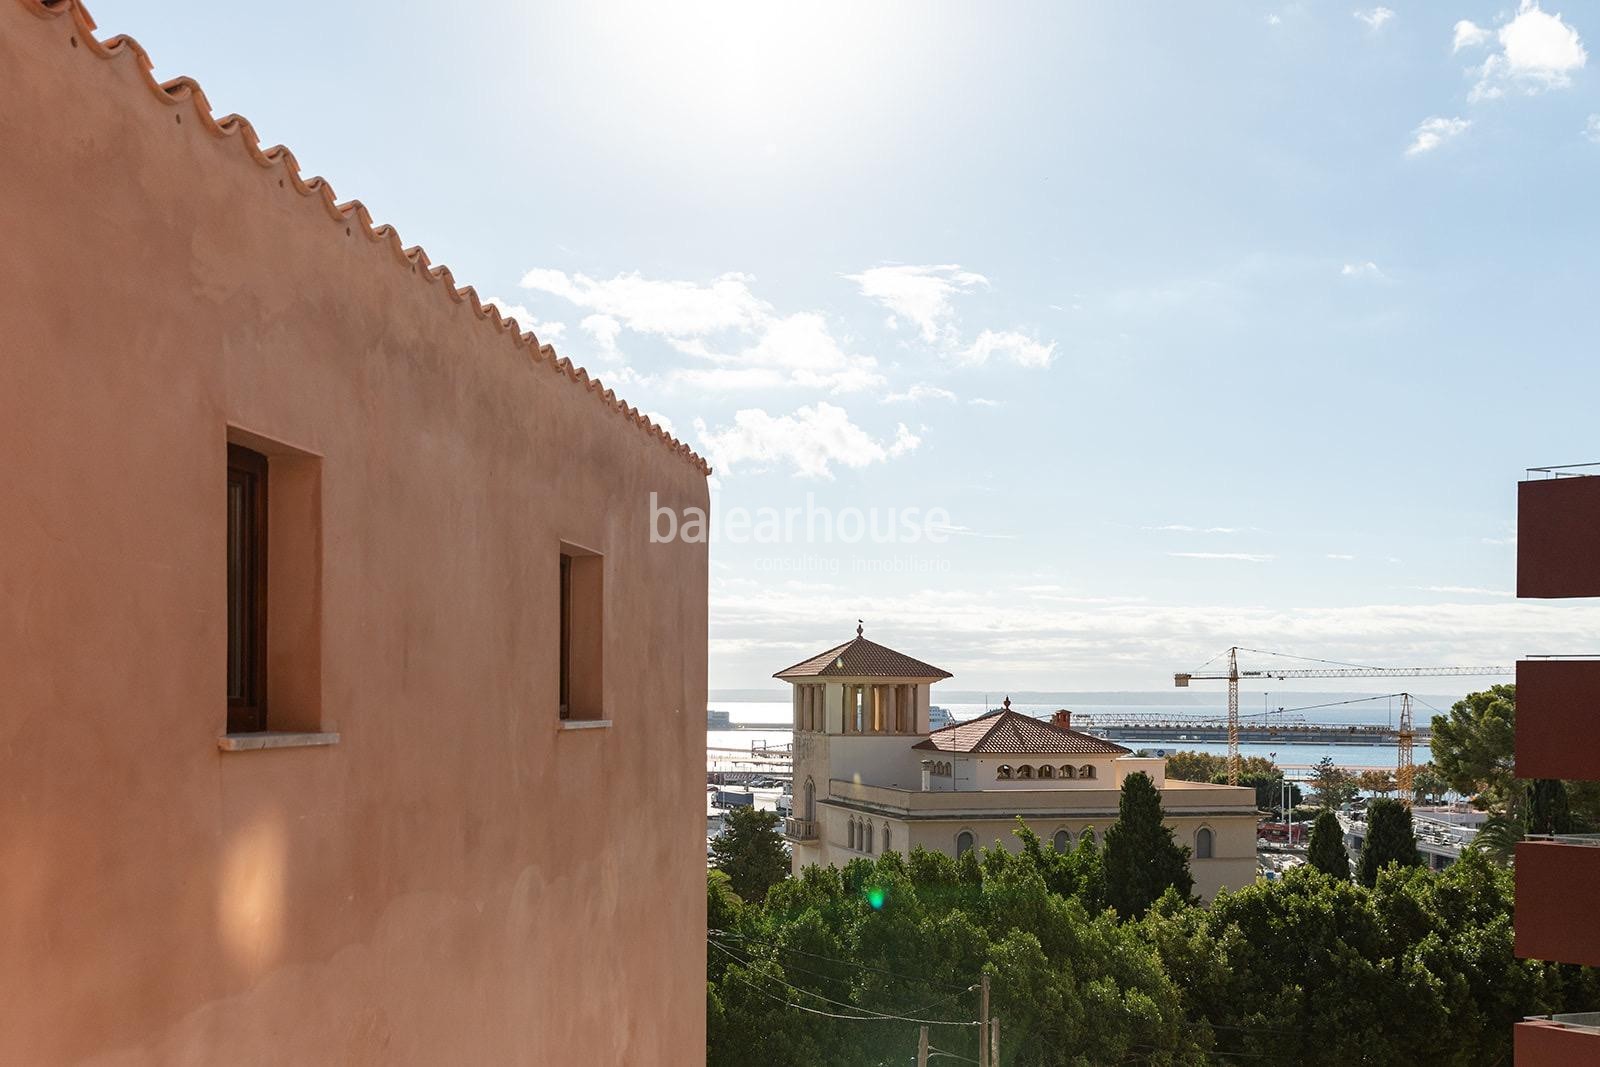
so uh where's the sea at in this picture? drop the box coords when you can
[707,695,1445,774]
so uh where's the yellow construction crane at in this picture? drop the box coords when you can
[1175,647,1511,787]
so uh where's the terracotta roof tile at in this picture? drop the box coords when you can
[774,628,952,680]
[18,0,709,476]
[912,703,1130,755]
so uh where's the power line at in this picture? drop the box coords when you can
[709,941,981,1028]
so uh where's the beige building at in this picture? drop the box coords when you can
[777,629,1258,901]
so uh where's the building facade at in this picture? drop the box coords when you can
[1512,468,1600,1060]
[777,630,1258,902]
[0,4,709,1062]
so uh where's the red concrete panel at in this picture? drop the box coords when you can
[1519,477,1600,599]
[1516,842,1600,966]
[1514,1021,1600,1065]
[1517,660,1600,782]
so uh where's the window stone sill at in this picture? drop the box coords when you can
[559,719,612,731]
[218,731,340,752]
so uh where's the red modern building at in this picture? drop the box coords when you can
[1513,466,1600,1060]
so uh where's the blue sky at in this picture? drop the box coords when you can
[95,1,1600,691]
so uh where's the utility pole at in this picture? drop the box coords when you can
[978,974,990,1067]
[917,1025,928,1067]
[990,1017,1000,1065]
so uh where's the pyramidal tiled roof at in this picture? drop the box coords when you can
[773,627,952,680]
[17,0,709,476]
[913,702,1130,755]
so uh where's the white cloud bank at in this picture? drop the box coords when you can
[1341,261,1385,279]
[1456,2,1587,101]
[960,330,1056,368]
[1406,116,1471,156]
[694,403,920,478]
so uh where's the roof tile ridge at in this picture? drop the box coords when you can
[20,0,711,476]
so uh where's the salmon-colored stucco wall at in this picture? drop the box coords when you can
[0,7,709,1063]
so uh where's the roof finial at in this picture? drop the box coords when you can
[857,619,864,637]
[1002,695,1011,711]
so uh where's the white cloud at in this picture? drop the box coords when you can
[644,411,676,435]
[581,313,622,353]
[693,403,921,478]
[1467,2,1587,101]
[884,383,958,404]
[483,297,565,341]
[1586,115,1600,142]
[968,397,1001,408]
[1266,13,1282,27]
[844,264,989,343]
[1168,552,1274,562]
[1327,553,1356,560]
[1341,261,1385,279]
[1405,116,1471,156]
[960,330,1056,368]
[1454,20,1491,52]
[519,269,768,336]
[1355,7,1394,31]
[669,312,885,394]
[1146,524,1243,534]
[1414,585,1515,597]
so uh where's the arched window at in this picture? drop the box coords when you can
[1195,827,1214,859]
[882,824,891,853]
[956,830,975,857]
[996,765,1013,780]
[1081,828,1096,846]
[1080,764,1097,780]
[1038,765,1055,779]
[1061,765,1077,780]
[1053,829,1071,853]
[865,821,874,853]
[848,819,857,849]
[1017,765,1034,780]
[804,778,816,821]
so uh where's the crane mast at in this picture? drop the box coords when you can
[1175,649,1510,786]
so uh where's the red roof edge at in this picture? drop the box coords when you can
[17,0,710,476]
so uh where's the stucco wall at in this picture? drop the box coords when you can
[0,9,708,1064]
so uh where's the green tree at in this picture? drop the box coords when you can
[1529,777,1573,835]
[1430,684,1517,808]
[1411,762,1450,805]
[1310,755,1357,809]
[710,806,790,903]
[1103,772,1194,918]
[1212,769,1300,811]
[1356,798,1422,888]
[1306,809,1351,881]
[1166,750,1279,783]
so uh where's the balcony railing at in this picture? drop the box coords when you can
[1526,462,1600,479]
[1524,1012,1600,1033]
[783,817,819,842]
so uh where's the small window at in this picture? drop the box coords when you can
[865,821,874,854]
[559,546,604,720]
[1038,765,1054,779]
[1017,765,1034,780]
[1080,764,1096,780]
[956,830,975,857]
[1061,765,1076,780]
[996,765,1013,780]
[227,445,268,733]
[1196,828,1214,859]
[1053,829,1071,852]
[848,819,857,849]
[882,824,891,853]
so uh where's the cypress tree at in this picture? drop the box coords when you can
[1306,809,1351,881]
[1103,771,1193,918]
[1356,798,1423,887]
